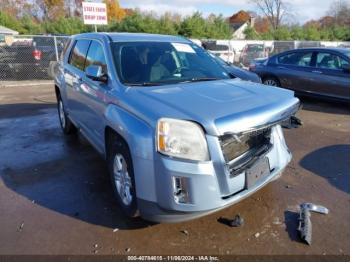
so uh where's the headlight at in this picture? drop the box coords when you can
[157,118,209,161]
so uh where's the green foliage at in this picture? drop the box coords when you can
[244,25,259,40]
[205,15,232,39]
[290,26,305,40]
[179,12,207,38]
[19,16,42,34]
[1,6,350,42]
[303,26,321,41]
[43,17,88,35]
[273,26,292,40]
[109,11,231,39]
[0,11,23,32]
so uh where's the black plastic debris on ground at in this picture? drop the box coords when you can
[218,214,244,227]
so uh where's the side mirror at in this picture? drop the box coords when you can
[85,65,107,82]
[342,64,350,73]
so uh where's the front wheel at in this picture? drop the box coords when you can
[108,137,139,217]
[263,76,280,87]
[57,95,76,135]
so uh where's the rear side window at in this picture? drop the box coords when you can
[316,52,350,69]
[85,40,108,74]
[69,39,91,71]
[278,52,313,67]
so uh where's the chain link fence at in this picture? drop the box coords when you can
[0,35,349,81]
[201,39,350,68]
[0,35,69,81]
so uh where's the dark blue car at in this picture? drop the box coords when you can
[250,48,350,101]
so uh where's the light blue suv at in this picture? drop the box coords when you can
[54,33,300,222]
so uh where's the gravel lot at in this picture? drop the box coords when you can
[0,83,349,255]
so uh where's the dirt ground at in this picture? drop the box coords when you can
[0,83,349,255]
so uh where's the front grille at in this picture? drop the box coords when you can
[220,127,272,177]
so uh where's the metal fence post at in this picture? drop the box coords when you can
[53,36,59,62]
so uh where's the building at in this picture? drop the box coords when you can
[0,25,19,36]
[229,11,256,40]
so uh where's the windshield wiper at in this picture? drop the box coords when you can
[180,77,219,83]
[123,82,163,87]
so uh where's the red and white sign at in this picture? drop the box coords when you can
[82,2,108,25]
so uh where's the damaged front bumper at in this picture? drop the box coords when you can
[139,125,292,223]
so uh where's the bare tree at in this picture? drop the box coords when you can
[250,0,290,30]
[327,0,350,25]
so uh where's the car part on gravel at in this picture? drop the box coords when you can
[298,203,329,245]
[218,214,244,227]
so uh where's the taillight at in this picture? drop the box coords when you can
[32,49,42,60]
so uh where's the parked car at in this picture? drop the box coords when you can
[0,36,66,79]
[55,33,300,222]
[211,54,262,83]
[239,44,268,67]
[251,48,350,101]
[271,41,296,55]
[202,40,235,64]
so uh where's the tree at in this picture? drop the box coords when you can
[104,0,126,22]
[303,25,321,41]
[290,26,305,40]
[158,13,179,35]
[244,25,259,39]
[254,16,270,33]
[250,0,289,30]
[205,14,232,39]
[35,0,65,21]
[44,17,87,34]
[327,0,350,25]
[179,12,207,38]
[273,26,292,40]
[0,11,23,32]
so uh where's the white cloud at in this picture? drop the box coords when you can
[133,4,197,17]
[120,0,334,22]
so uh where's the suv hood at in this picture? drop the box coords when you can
[132,79,300,136]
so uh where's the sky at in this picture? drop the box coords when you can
[119,0,334,24]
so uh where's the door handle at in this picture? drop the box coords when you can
[312,70,322,74]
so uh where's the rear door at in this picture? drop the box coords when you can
[273,50,316,92]
[310,51,350,99]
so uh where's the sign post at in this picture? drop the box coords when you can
[82,2,108,32]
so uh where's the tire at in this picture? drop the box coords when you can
[263,76,281,87]
[57,94,77,135]
[107,135,139,217]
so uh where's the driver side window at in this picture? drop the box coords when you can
[85,40,108,74]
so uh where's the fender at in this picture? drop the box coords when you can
[104,104,157,202]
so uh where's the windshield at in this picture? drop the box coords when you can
[344,51,350,59]
[112,41,230,86]
[247,45,264,52]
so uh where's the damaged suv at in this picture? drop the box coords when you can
[54,33,300,222]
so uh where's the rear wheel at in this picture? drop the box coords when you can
[57,94,76,135]
[263,76,280,87]
[108,135,139,217]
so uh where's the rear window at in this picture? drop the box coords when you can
[68,39,91,71]
[278,52,313,67]
[207,45,229,51]
[33,37,54,47]
[203,42,229,51]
